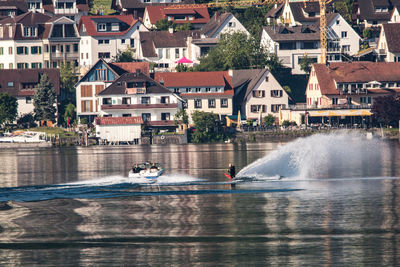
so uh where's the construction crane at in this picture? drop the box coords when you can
[199,0,334,64]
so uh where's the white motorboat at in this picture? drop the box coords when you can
[128,163,164,183]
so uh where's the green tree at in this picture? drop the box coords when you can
[191,111,220,143]
[363,28,372,39]
[334,0,354,24]
[263,114,275,126]
[114,47,135,62]
[60,62,77,103]
[34,74,57,123]
[266,53,285,75]
[0,92,18,126]
[174,108,189,126]
[299,55,313,74]
[155,19,174,31]
[371,95,400,127]
[195,32,268,71]
[175,22,192,31]
[64,103,76,126]
[17,113,36,128]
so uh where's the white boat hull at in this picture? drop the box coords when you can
[128,169,164,183]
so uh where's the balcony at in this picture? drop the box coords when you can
[284,104,372,111]
[101,103,178,110]
[54,8,78,15]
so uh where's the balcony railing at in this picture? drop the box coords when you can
[54,8,78,14]
[284,104,372,110]
[101,103,178,110]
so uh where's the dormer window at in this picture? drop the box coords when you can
[98,23,106,32]
[24,26,36,37]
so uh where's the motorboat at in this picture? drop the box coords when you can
[128,163,164,183]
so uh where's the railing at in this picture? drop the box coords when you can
[284,104,372,110]
[54,8,78,14]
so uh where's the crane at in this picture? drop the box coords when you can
[184,0,334,64]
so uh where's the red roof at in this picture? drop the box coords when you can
[314,62,400,95]
[111,62,150,75]
[146,5,210,25]
[95,116,143,125]
[79,15,139,36]
[155,71,232,87]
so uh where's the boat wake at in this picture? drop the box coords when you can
[237,131,387,180]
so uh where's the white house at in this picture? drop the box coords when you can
[232,69,289,121]
[78,15,148,73]
[26,0,89,23]
[376,23,400,62]
[201,12,249,38]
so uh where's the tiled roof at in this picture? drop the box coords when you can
[78,15,139,36]
[98,72,172,95]
[154,71,231,87]
[201,12,231,37]
[109,62,150,76]
[313,62,400,95]
[0,69,60,97]
[0,12,52,40]
[118,0,194,9]
[265,3,284,18]
[0,0,27,13]
[289,2,321,23]
[357,0,400,21]
[95,116,143,125]
[146,5,210,25]
[262,25,320,41]
[382,23,400,53]
[139,30,200,57]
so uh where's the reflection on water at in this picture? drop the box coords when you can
[1,135,400,265]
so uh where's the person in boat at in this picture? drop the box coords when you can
[228,163,236,179]
[132,164,142,173]
[150,163,158,172]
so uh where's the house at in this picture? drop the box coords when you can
[97,71,183,133]
[390,5,400,22]
[302,61,400,125]
[353,0,400,27]
[0,69,60,117]
[261,25,321,74]
[200,12,249,38]
[78,14,148,72]
[0,12,51,70]
[111,0,195,19]
[75,58,150,122]
[232,69,289,122]
[0,0,28,18]
[143,5,210,30]
[154,71,233,123]
[376,23,400,62]
[95,116,143,143]
[26,0,89,23]
[265,3,284,25]
[138,30,200,71]
[42,16,80,69]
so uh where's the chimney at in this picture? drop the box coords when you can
[133,10,138,19]
[214,12,219,20]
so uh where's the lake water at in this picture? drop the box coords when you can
[1,131,400,266]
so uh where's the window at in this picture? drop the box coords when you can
[196,88,201,92]
[122,113,131,117]
[336,20,340,25]
[98,39,104,44]
[341,31,347,38]
[26,97,32,104]
[31,46,41,54]
[81,85,93,97]
[7,82,13,87]
[158,48,163,58]
[347,97,352,104]
[279,42,296,50]
[9,63,13,69]
[271,104,282,113]
[208,99,216,108]
[51,45,56,53]
[141,97,150,104]
[271,90,283,97]
[102,98,112,105]
[82,100,92,112]
[220,98,228,108]
[0,63,3,69]
[130,39,135,47]
[73,44,78,52]
[342,45,350,52]
[142,113,151,122]
[251,105,266,113]
[166,49,170,59]
[17,63,25,69]
[98,23,106,31]
[23,26,36,37]
[161,96,170,104]
[161,113,170,120]
[121,39,125,44]
[331,98,338,105]
[360,96,371,104]
[95,69,107,81]
[17,46,26,54]
[194,99,202,108]
[122,97,131,104]
[31,62,42,68]
[228,22,235,27]
[175,48,179,58]
[66,45,70,53]
[0,47,3,55]
[8,47,12,55]
[98,52,110,58]
[252,90,265,98]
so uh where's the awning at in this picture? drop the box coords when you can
[175,56,193,64]
[308,109,372,117]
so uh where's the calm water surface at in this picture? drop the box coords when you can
[1,132,400,266]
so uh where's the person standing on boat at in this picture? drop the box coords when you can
[132,164,142,173]
[228,163,236,179]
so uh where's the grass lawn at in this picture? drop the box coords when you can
[28,127,78,138]
[92,0,114,15]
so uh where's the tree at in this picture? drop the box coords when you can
[195,32,268,71]
[0,93,18,126]
[263,114,275,126]
[174,108,189,126]
[175,23,192,31]
[155,19,174,31]
[371,95,400,127]
[363,28,372,39]
[191,111,221,143]
[64,103,76,126]
[34,74,57,124]
[299,54,313,74]
[334,0,354,25]
[114,47,135,62]
[17,113,36,128]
